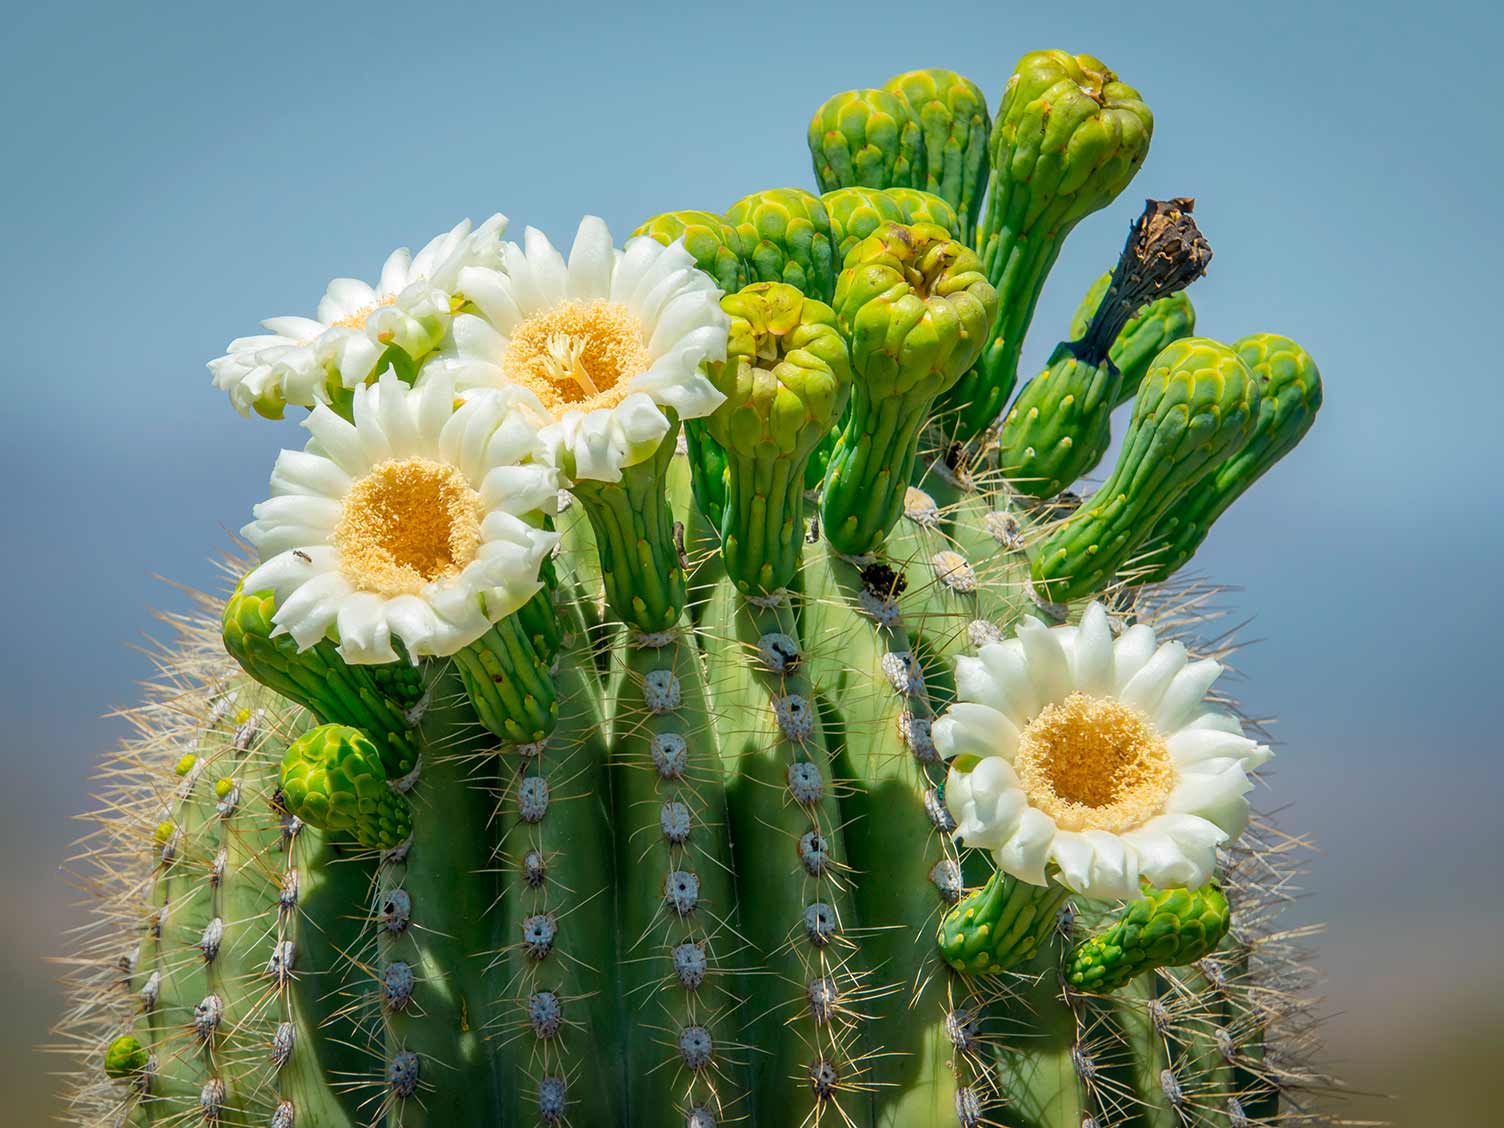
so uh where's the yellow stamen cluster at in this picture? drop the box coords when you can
[1013,692,1175,833]
[503,300,649,414]
[333,457,482,597]
[329,293,398,331]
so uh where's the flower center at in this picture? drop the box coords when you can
[503,300,650,414]
[330,293,398,331]
[333,457,482,597]
[1012,692,1175,834]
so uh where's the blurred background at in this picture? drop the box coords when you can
[3,0,1499,1123]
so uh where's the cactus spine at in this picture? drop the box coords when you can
[61,47,1332,1128]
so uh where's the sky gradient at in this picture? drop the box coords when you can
[4,1,1499,1122]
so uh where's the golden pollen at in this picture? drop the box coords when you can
[503,300,650,415]
[333,457,483,597]
[1012,692,1175,834]
[330,293,399,331]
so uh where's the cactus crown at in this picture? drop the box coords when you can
[60,46,1330,1128]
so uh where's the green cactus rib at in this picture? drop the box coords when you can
[821,223,996,557]
[497,629,625,1124]
[1068,271,1197,410]
[724,188,838,305]
[944,51,1153,444]
[610,632,746,1122]
[939,868,1072,975]
[1066,882,1231,994]
[571,424,687,634]
[223,583,419,777]
[701,582,869,1127]
[1031,337,1261,604]
[632,208,751,295]
[999,198,1213,500]
[1137,332,1323,584]
[373,669,506,1127]
[706,282,851,595]
[882,69,991,243]
[800,543,962,1126]
[808,87,924,196]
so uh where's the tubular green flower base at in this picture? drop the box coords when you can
[60,46,1334,1128]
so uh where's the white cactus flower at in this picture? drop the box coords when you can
[937,603,1270,900]
[241,369,559,664]
[420,215,729,483]
[210,215,508,418]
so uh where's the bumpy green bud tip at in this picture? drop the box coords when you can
[632,209,748,295]
[1067,881,1231,994]
[881,68,990,239]
[280,724,412,850]
[808,87,923,195]
[723,188,836,304]
[103,1034,149,1081]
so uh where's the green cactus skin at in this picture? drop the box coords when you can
[724,187,838,305]
[63,54,1335,1128]
[705,282,850,595]
[632,208,750,295]
[1137,332,1324,583]
[808,87,923,196]
[1068,270,1197,409]
[944,51,1154,445]
[1031,337,1262,604]
[821,223,996,557]
[223,583,419,777]
[1067,882,1232,994]
[882,69,991,243]
[999,198,1213,499]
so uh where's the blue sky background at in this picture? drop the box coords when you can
[4,1,1499,1122]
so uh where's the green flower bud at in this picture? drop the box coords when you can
[1031,337,1261,603]
[280,724,412,850]
[223,583,418,777]
[1067,881,1231,995]
[937,869,1070,975]
[821,223,996,556]
[632,209,749,295]
[1069,273,1196,410]
[451,604,559,745]
[945,51,1154,444]
[103,1034,149,1081]
[882,68,991,242]
[823,187,959,265]
[1137,333,1323,583]
[807,88,922,195]
[704,283,851,594]
[723,188,837,304]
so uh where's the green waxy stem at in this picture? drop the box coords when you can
[632,209,749,295]
[278,724,413,849]
[1137,332,1323,583]
[938,868,1071,974]
[808,87,923,196]
[1031,337,1261,603]
[103,1035,148,1081]
[451,601,559,745]
[223,583,418,777]
[1069,271,1197,409]
[571,425,687,634]
[703,282,851,594]
[723,187,837,304]
[822,187,959,264]
[821,223,996,556]
[946,51,1154,444]
[999,198,1213,498]
[882,68,990,242]
[1068,883,1231,995]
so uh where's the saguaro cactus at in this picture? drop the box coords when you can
[60,48,1331,1128]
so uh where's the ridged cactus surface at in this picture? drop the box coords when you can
[60,48,1332,1128]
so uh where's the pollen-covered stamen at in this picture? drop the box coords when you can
[330,293,398,331]
[503,299,650,413]
[334,457,482,597]
[1012,692,1175,833]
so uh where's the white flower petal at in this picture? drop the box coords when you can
[1071,602,1115,696]
[995,808,1056,887]
[1118,640,1188,716]
[1153,658,1224,732]
[566,215,616,301]
[933,702,1020,764]
[1017,616,1073,705]
[1111,623,1159,691]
